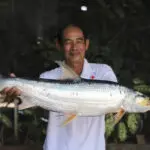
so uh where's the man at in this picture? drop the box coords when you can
[40,24,117,150]
[2,24,117,150]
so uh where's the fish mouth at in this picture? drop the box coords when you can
[137,97,150,106]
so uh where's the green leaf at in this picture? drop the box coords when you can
[117,122,127,142]
[133,78,145,85]
[0,114,12,128]
[134,85,150,93]
[126,113,141,135]
[105,113,115,138]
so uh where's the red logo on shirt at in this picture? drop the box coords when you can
[90,75,95,80]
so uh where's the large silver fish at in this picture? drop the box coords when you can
[0,77,149,125]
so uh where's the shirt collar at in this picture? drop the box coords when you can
[80,59,95,79]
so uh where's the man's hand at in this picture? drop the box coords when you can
[0,73,21,104]
[1,87,21,97]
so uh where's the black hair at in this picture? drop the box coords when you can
[56,23,88,45]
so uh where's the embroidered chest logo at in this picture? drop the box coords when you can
[90,75,95,80]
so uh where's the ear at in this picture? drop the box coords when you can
[85,39,89,51]
[55,39,61,51]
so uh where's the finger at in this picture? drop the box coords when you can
[0,93,6,103]
[0,87,21,97]
[7,87,20,97]
[4,95,13,104]
[11,90,21,97]
[0,87,10,94]
[14,97,22,105]
[9,73,16,78]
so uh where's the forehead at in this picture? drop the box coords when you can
[63,26,84,39]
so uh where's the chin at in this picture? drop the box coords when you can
[71,56,83,63]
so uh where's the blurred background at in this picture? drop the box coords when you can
[0,0,150,146]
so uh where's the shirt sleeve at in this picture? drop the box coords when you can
[102,65,118,82]
[94,64,118,83]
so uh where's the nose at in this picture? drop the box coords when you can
[72,42,77,50]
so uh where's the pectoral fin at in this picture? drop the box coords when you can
[61,114,77,126]
[114,108,125,125]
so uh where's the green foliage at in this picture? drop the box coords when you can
[117,122,127,142]
[126,113,141,135]
[0,108,46,145]
[0,113,12,128]
[134,85,150,93]
[105,114,115,138]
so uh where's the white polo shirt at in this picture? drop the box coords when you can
[40,59,117,150]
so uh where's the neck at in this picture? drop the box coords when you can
[65,60,84,75]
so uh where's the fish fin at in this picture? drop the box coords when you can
[61,114,77,126]
[114,108,125,125]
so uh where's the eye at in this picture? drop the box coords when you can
[64,40,72,45]
[76,38,84,44]
[76,39,84,44]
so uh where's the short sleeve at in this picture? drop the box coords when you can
[91,64,118,83]
[101,64,118,82]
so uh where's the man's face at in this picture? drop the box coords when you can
[61,26,89,64]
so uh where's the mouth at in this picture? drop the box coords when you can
[137,98,150,106]
[70,52,80,56]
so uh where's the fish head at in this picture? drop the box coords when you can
[134,92,150,112]
[136,95,150,106]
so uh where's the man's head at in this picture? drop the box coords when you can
[56,24,89,65]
